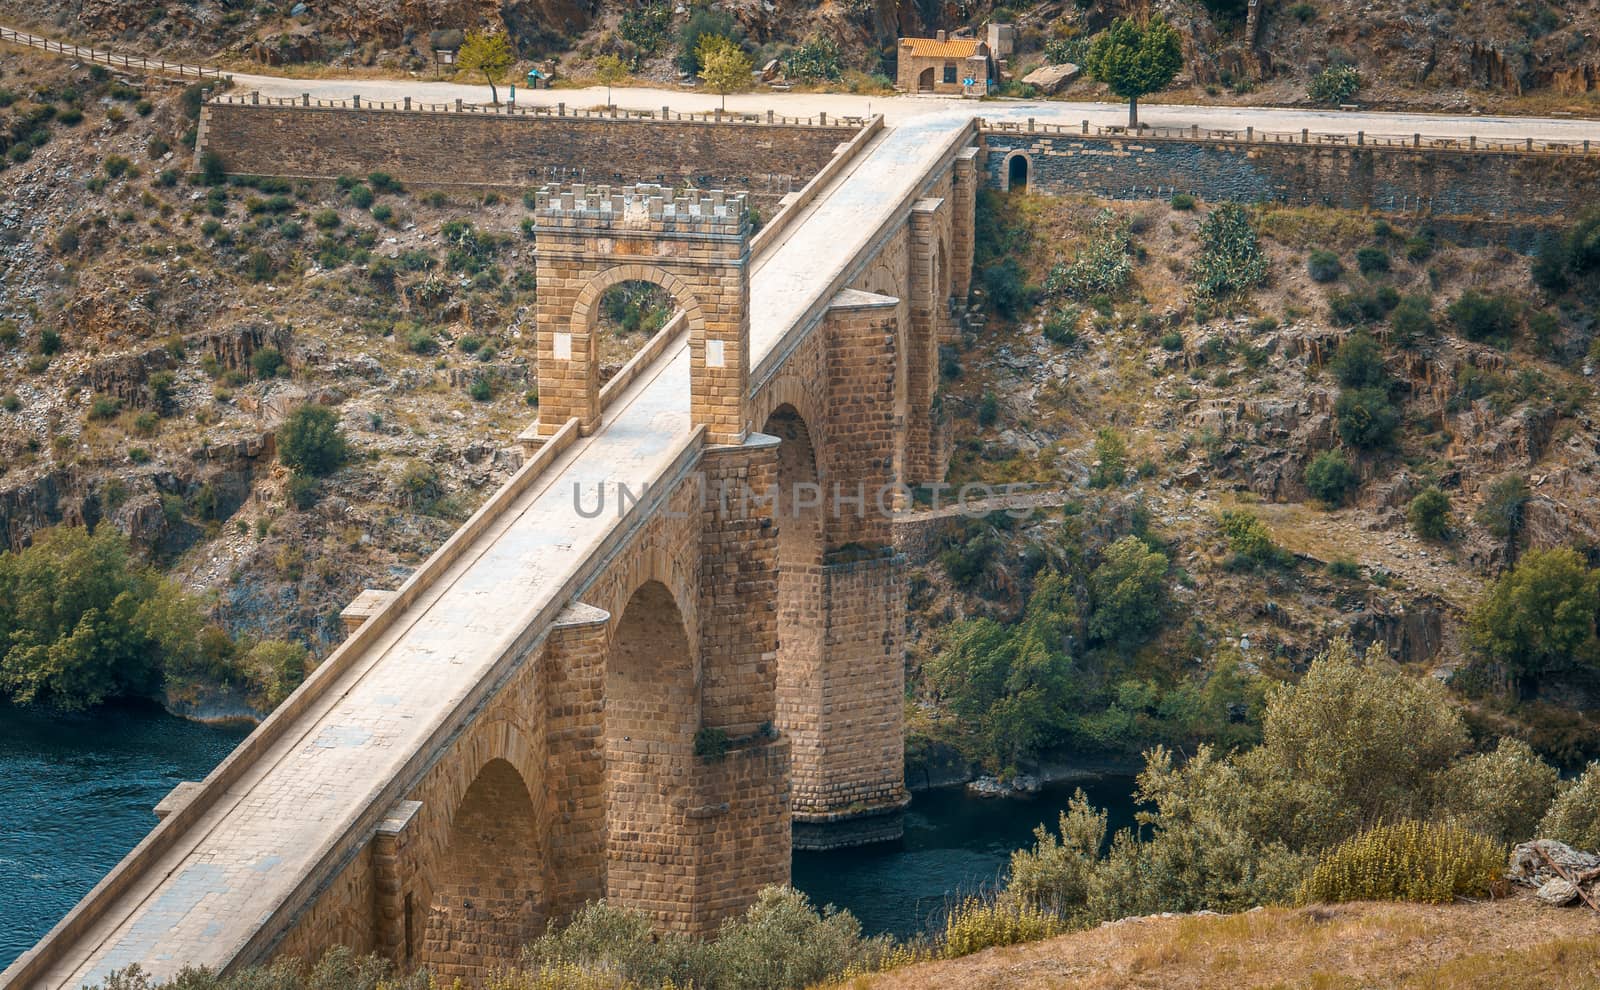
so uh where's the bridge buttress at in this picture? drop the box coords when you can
[904,197,951,487]
[950,147,981,304]
[539,602,612,921]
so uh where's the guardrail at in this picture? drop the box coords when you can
[210,91,865,129]
[978,117,1599,156]
[0,26,231,81]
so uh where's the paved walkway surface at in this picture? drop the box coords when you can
[20,105,977,990]
[229,74,1600,143]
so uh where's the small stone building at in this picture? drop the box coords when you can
[896,30,994,97]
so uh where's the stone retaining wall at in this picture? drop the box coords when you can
[198,102,859,205]
[984,130,1600,221]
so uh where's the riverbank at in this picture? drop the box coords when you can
[836,896,1600,989]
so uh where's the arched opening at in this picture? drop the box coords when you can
[596,279,678,383]
[605,579,697,914]
[419,758,543,977]
[1007,152,1029,191]
[762,406,825,788]
[917,67,935,92]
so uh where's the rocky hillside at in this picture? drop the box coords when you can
[3,0,1599,111]
[0,48,657,678]
[902,184,1600,779]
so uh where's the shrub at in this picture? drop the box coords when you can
[312,209,341,231]
[1042,307,1079,346]
[286,472,319,510]
[1389,294,1434,346]
[981,257,1032,318]
[1303,450,1356,506]
[1467,548,1600,685]
[786,37,844,81]
[0,393,19,413]
[1190,203,1269,298]
[1334,387,1399,449]
[103,154,133,179]
[347,184,374,209]
[277,405,348,477]
[0,527,206,709]
[402,326,437,355]
[370,204,393,224]
[1327,557,1362,579]
[1308,64,1360,105]
[1355,246,1389,275]
[1474,474,1528,540]
[941,898,1064,958]
[88,394,121,420]
[251,346,285,379]
[976,390,998,427]
[1297,821,1503,904]
[1088,536,1169,648]
[1159,330,1184,351]
[38,327,62,356]
[677,7,741,74]
[1045,209,1133,300]
[1219,509,1291,568]
[469,378,493,402]
[1448,290,1516,346]
[198,150,226,185]
[1434,737,1559,844]
[1407,487,1452,540]
[1170,191,1195,210]
[1088,428,1128,488]
[1539,763,1600,851]
[1330,331,1387,389]
[247,249,275,283]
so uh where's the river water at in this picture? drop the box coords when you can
[0,702,1137,969]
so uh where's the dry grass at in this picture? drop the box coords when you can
[837,898,1600,990]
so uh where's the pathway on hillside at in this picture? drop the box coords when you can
[4,20,1599,143]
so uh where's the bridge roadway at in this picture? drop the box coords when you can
[11,108,976,990]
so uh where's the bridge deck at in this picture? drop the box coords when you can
[22,110,977,990]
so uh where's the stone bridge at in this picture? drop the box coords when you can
[3,110,981,988]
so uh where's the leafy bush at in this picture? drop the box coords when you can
[1330,331,1387,388]
[1474,474,1528,540]
[1306,249,1342,282]
[251,347,285,379]
[1327,557,1361,579]
[1046,209,1132,300]
[347,184,374,209]
[277,405,348,477]
[1355,246,1389,275]
[1298,821,1503,904]
[1388,294,1434,347]
[0,527,207,710]
[1042,307,1080,345]
[1289,2,1318,21]
[244,639,308,708]
[1467,548,1600,686]
[1308,64,1360,105]
[286,472,319,510]
[1219,509,1291,568]
[1334,387,1399,449]
[1303,450,1356,506]
[1433,737,1559,844]
[1159,330,1184,351]
[1088,427,1127,488]
[198,150,226,185]
[469,378,493,402]
[1539,763,1600,852]
[941,898,1064,958]
[981,257,1032,318]
[1407,487,1452,540]
[88,394,121,420]
[786,37,843,81]
[1170,191,1195,210]
[677,8,742,74]
[1190,203,1268,298]
[1448,290,1517,346]
[1088,536,1169,648]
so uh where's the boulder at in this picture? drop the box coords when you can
[1023,63,1080,94]
[1537,878,1581,906]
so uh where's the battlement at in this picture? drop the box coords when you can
[534,183,750,236]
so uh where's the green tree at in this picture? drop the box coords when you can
[1467,548,1600,687]
[1540,762,1600,852]
[1329,331,1387,389]
[698,37,753,111]
[1303,450,1356,506]
[458,30,514,105]
[1088,427,1128,488]
[1334,386,1398,449]
[1083,16,1183,129]
[594,53,628,107]
[925,571,1079,773]
[1407,487,1452,541]
[277,405,349,477]
[1088,536,1169,649]
[0,527,206,710]
[1474,474,1529,542]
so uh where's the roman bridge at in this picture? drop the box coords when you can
[4,110,981,987]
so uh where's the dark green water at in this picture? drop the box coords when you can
[793,775,1139,938]
[0,702,250,970]
[0,701,1136,968]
